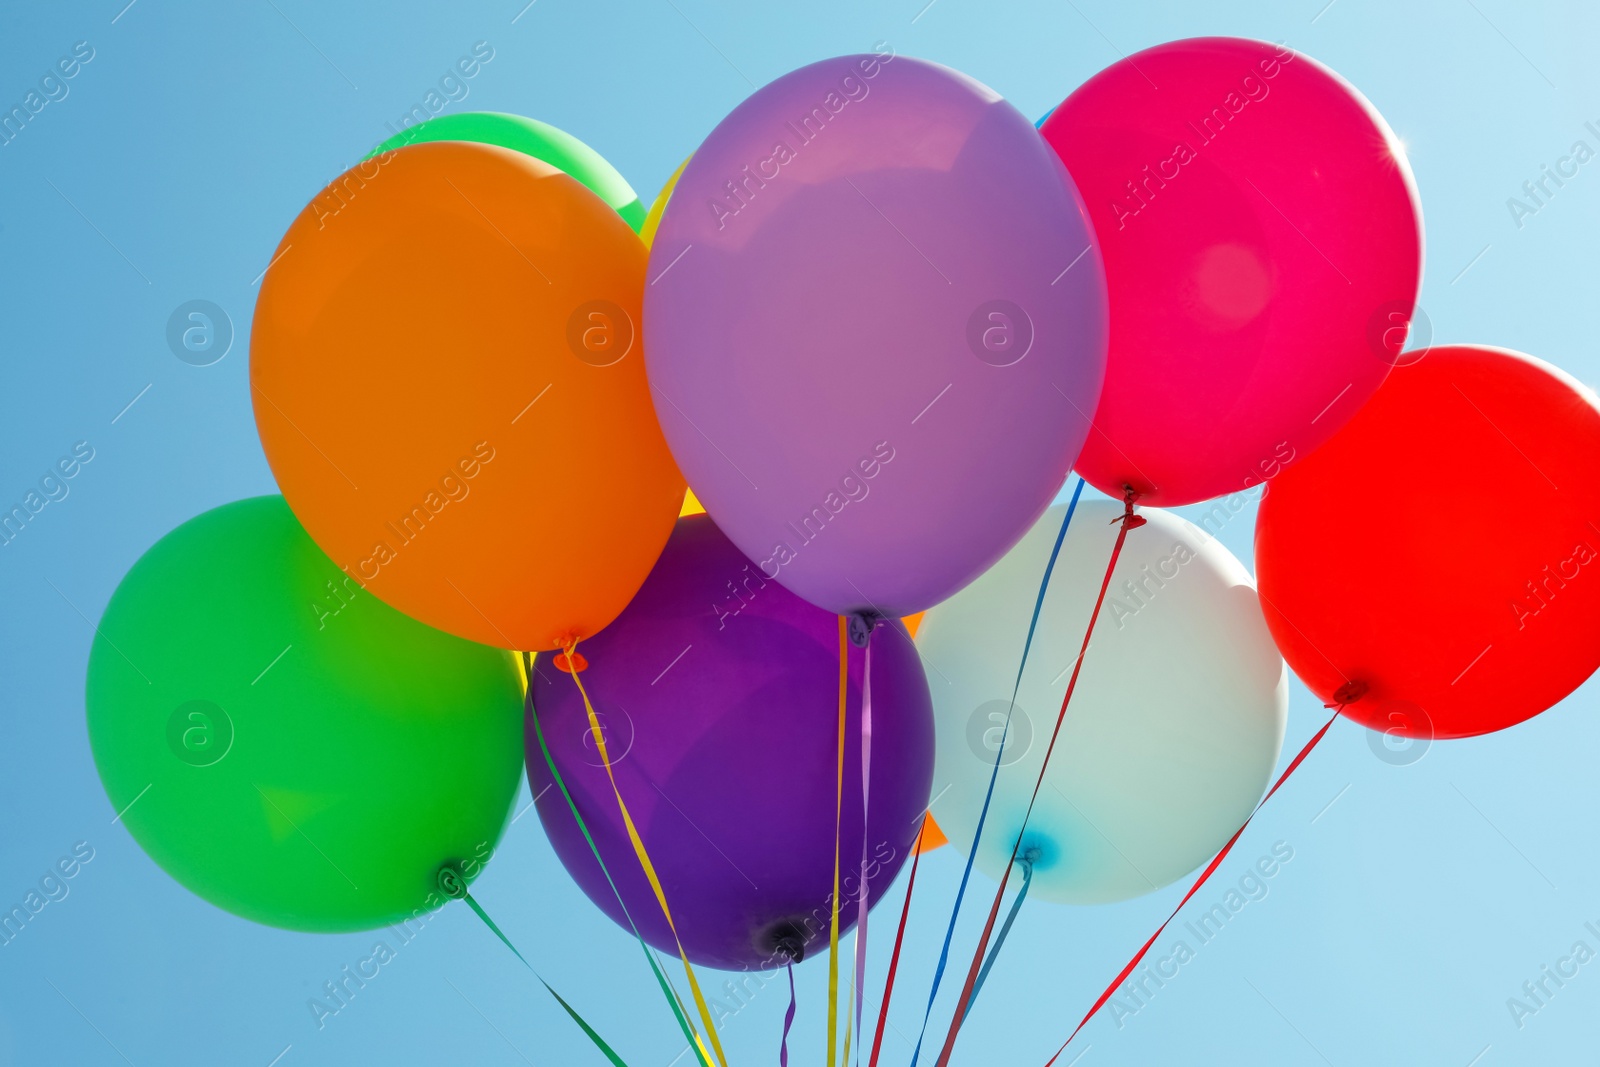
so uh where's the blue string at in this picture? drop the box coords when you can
[907,476,1085,1067]
[963,855,1036,1017]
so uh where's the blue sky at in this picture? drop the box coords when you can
[3,0,1599,1064]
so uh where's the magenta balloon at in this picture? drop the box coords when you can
[645,53,1107,617]
[1041,37,1423,506]
[527,515,934,970]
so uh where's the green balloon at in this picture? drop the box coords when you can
[368,111,647,232]
[86,496,524,932]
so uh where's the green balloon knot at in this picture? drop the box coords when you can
[436,862,469,900]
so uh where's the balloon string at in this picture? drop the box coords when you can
[827,616,849,1067]
[850,630,875,1062]
[562,641,731,1067]
[867,820,926,1067]
[655,950,719,1067]
[933,489,1143,1067]
[522,651,714,1067]
[1041,706,1343,1066]
[780,961,797,1067]
[963,852,1035,1018]
[448,883,632,1067]
[907,477,1086,1067]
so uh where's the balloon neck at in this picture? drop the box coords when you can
[1328,679,1369,708]
[846,611,879,648]
[436,862,469,900]
[763,920,808,964]
[1115,487,1147,531]
[1018,845,1043,872]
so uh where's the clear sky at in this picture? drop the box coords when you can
[3,0,1598,1064]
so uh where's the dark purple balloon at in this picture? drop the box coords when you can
[527,515,934,971]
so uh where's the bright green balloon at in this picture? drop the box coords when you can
[86,496,524,932]
[368,111,647,232]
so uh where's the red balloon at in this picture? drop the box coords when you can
[1256,346,1600,740]
[1041,37,1423,506]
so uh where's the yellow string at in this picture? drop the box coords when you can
[655,948,717,1067]
[564,641,731,1067]
[827,616,848,1067]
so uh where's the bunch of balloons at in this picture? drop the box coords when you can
[84,32,1600,1066]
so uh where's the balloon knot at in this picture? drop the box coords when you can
[553,650,588,674]
[846,611,878,648]
[436,862,469,900]
[1327,679,1369,708]
[1113,489,1146,529]
[765,920,807,963]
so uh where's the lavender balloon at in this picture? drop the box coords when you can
[645,52,1107,617]
[528,515,934,970]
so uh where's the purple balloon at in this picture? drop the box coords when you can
[645,52,1107,617]
[527,515,934,970]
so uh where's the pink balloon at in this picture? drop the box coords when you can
[1041,37,1423,506]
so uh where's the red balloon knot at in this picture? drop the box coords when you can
[1327,679,1369,707]
[1113,489,1145,529]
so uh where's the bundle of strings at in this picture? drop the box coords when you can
[930,491,1144,1067]
[559,641,731,1067]
[522,650,717,1067]
[905,478,1088,1067]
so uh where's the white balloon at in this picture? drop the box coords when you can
[916,499,1286,904]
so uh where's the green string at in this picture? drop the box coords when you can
[445,877,631,1067]
[523,651,715,1067]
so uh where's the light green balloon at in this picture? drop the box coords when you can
[368,111,647,232]
[86,496,524,932]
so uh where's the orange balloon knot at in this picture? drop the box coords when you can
[1326,679,1369,708]
[552,651,588,674]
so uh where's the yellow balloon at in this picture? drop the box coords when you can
[641,156,690,249]
[653,156,704,524]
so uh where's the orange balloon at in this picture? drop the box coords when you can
[916,813,948,853]
[251,141,683,650]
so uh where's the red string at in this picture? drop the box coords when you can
[1040,706,1344,1066]
[868,826,926,1067]
[932,493,1145,1067]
